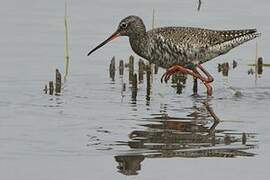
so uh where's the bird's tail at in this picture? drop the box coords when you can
[218,29,261,48]
[200,29,260,64]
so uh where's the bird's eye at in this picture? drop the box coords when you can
[120,22,127,29]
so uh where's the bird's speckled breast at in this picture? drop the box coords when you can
[129,34,150,61]
[129,31,201,69]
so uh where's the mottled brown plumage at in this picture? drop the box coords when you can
[88,15,260,68]
[137,26,259,68]
[87,15,260,95]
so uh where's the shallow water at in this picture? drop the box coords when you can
[0,0,270,179]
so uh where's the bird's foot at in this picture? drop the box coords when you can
[161,64,214,96]
[161,65,197,83]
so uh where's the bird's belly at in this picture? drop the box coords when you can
[149,49,193,69]
[149,47,229,68]
[145,43,229,69]
[198,46,231,64]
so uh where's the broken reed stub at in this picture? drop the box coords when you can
[176,82,184,94]
[232,60,238,69]
[257,57,263,75]
[222,62,229,76]
[224,135,231,145]
[171,72,186,84]
[193,78,198,95]
[55,69,62,94]
[119,60,124,76]
[146,64,151,86]
[218,64,222,72]
[138,59,145,83]
[131,73,138,100]
[49,81,54,95]
[122,83,126,92]
[132,73,138,92]
[154,64,158,74]
[242,132,247,145]
[197,0,202,11]
[146,65,151,104]
[146,64,151,97]
[218,62,229,76]
[44,84,48,94]
[129,55,134,82]
[129,55,134,72]
[248,68,254,75]
[109,56,116,81]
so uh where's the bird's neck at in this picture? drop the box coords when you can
[129,32,149,60]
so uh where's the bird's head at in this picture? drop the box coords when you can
[87,15,146,56]
[117,15,146,36]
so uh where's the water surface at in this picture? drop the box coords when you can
[0,0,270,179]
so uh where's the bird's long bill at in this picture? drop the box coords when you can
[87,31,121,56]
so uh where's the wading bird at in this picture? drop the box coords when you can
[87,15,260,96]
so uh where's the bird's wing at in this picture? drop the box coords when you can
[147,27,259,66]
[149,27,258,49]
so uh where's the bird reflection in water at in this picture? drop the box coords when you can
[115,155,145,176]
[114,102,256,175]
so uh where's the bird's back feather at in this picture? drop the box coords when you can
[146,27,260,67]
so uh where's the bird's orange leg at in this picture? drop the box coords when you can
[193,68,213,96]
[161,65,202,83]
[197,64,214,83]
[161,64,214,96]
[196,64,214,96]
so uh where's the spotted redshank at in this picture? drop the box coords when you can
[87,15,260,95]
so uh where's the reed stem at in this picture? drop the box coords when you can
[64,0,70,82]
